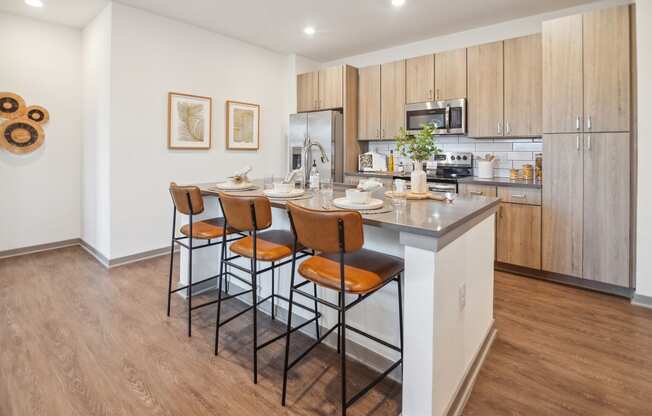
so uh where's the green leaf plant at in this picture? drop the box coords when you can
[394,121,441,162]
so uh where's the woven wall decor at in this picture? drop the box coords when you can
[0,93,49,154]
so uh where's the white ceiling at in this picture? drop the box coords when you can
[1,0,599,61]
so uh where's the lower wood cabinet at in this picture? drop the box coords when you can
[458,183,497,197]
[496,202,542,269]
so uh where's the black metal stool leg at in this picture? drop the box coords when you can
[252,257,258,384]
[313,283,320,339]
[271,261,276,320]
[166,207,177,317]
[339,293,347,416]
[336,293,342,354]
[187,233,193,337]
[214,238,226,355]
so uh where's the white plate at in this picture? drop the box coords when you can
[215,181,256,191]
[263,189,305,198]
[333,197,384,210]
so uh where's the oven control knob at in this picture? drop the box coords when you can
[456,156,461,160]
[462,156,468,160]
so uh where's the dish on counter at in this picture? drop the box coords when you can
[333,197,384,210]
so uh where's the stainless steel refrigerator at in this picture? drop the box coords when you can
[288,111,343,183]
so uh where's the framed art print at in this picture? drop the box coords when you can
[226,100,259,150]
[168,92,212,149]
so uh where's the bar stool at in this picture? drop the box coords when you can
[282,202,404,416]
[167,182,241,337]
[214,193,321,384]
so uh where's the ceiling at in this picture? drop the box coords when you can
[1,0,599,61]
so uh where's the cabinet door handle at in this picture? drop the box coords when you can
[497,121,502,135]
[382,129,385,139]
[587,135,591,150]
[506,121,511,135]
[436,89,440,100]
[470,191,484,196]
[429,89,433,100]
[576,115,581,131]
[587,115,592,130]
[576,135,580,151]
[511,194,526,199]
[376,129,380,139]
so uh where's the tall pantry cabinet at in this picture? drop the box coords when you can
[542,5,632,287]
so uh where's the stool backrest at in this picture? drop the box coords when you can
[219,193,272,232]
[287,202,363,254]
[169,182,204,215]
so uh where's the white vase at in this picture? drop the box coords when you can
[410,160,427,194]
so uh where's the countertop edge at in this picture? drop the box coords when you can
[344,171,542,189]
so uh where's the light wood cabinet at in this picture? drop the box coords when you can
[542,134,584,278]
[497,186,542,206]
[583,6,630,133]
[381,60,406,140]
[357,65,381,140]
[582,133,630,286]
[542,14,583,134]
[543,6,631,134]
[467,41,504,138]
[504,34,542,137]
[405,54,434,104]
[458,183,497,197]
[318,66,343,110]
[297,72,319,113]
[434,48,467,100]
[496,203,542,269]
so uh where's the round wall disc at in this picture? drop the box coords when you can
[0,92,26,120]
[25,105,50,124]
[0,118,45,154]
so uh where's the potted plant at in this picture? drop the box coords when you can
[394,122,441,194]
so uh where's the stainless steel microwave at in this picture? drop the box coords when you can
[405,98,466,135]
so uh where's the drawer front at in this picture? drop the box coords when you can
[498,186,541,205]
[459,184,497,197]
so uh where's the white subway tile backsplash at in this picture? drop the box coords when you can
[508,152,534,161]
[512,142,544,152]
[493,168,511,178]
[475,142,514,152]
[492,138,537,143]
[440,143,477,152]
[436,136,461,144]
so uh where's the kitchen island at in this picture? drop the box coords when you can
[178,182,499,416]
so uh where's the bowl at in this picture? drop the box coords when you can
[273,182,293,194]
[346,189,371,204]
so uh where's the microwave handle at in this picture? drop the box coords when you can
[445,105,451,132]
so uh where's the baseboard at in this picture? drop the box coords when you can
[446,322,497,416]
[632,293,652,309]
[495,262,635,299]
[107,246,175,268]
[78,240,110,267]
[0,238,81,259]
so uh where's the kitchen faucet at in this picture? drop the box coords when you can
[302,136,329,181]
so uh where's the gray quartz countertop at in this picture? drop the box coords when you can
[344,171,542,189]
[197,181,500,240]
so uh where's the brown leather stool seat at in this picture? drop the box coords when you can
[299,249,404,294]
[229,229,301,261]
[180,217,231,240]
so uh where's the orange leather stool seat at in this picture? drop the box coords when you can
[230,229,300,261]
[298,249,404,295]
[180,217,230,240]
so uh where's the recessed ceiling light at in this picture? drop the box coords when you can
[392,0,405,7]
[303,26,316,36]
[25,0,44,7]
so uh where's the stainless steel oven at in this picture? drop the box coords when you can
[405,98,466,135]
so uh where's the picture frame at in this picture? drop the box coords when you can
[226,100,260,150]
[167,92,212,150]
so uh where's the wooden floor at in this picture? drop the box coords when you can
[1,247,651,415]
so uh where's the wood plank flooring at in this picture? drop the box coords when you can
[1,247,651,415]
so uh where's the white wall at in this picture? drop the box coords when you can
[0,13,82,252]
[107,3,292,258]
[323,0,631,68]
[635,1,652,297]
[82,4,113,259]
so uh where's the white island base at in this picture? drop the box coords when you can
[177,197,496,416]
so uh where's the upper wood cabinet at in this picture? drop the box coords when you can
[297,72,319,113]
[467,41,504,138]
[434,48,467,100]
[583,6,630,133]
[582,132,630,286]
[318,66,343,110]
[542,133,584,278]
[504,34,542,137]
[543,6,630,133]
[357,65,381,140]
[405,54,434,104]
[381,60,406,140]
[297,65,345,112]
